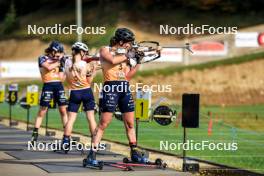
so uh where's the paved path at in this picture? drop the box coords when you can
[0,124,191,176]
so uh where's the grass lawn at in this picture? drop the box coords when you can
[0,102,263,173]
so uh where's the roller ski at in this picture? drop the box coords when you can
[103,162,133,171]
[82,150,104,170]
[122,147,167,169]
[122,157,167,169]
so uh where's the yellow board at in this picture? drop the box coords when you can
[26,85,39,106]
[9,91,17,104]
[26,92,38,106]
[135,98,149,121]
[0,85,5,103]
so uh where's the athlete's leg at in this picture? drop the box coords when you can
[118,83,145,162]
[60,112,77,151]
[34,106,48,128]
[123,112,136,143]
[59,105,68,128]
[92,112,113,149]
[54,82,68,128]
[64,89,81,136]
[90,83,117,150]
[82,88,97,135]
[118,82,136,144]
[123,111,144,162]
[31,106,48,142]
[64,111,78,136]
[61,90,80,150]
[85,112,113,163]
[31,84,53,142]
[86,110,97,135]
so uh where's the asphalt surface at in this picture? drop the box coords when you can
[0,124,191,176]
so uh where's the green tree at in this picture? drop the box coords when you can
[1,2,18,34]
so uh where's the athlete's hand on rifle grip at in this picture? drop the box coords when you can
[135,51,144,64]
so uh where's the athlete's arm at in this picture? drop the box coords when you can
[41,60,60,71]
[58,57,66,82]
[126,64,140,81]
[86,63,96,84]
[100,47,127,65]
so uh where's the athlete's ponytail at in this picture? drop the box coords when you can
[71,49,81,71]
[45,48,52,55]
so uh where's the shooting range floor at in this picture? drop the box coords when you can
[0,124,191,176]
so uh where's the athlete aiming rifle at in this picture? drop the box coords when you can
[58,42,97,153]
[31,41,68,144]
[83,28,149,167]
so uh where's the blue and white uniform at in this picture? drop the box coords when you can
[39,55,67,107]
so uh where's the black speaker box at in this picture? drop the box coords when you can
[182,93,200,128]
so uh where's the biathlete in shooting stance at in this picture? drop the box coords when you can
[60,42,97,151]
[85,28,145,165]
[31,41,68,144]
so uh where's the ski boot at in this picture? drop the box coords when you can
[61,136,70,154]
[130,147,149,163]
[82,150,104,170]
[30,131,38,146]
[53,136,70,154]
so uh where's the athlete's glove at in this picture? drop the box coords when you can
[134,51,144,64]
[126,50,144,67]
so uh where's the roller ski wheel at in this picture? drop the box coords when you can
[123,157,129,163]
[155,158,167,169]
[155,158,162,165]
[98,161,104,170]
